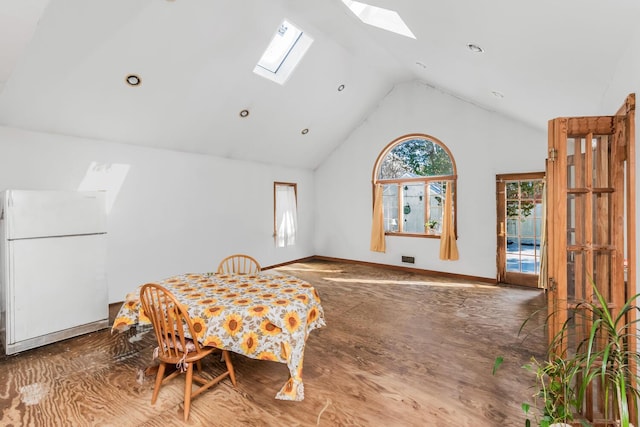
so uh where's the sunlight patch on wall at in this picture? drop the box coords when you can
[78,162,130,213]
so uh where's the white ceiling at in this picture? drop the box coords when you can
[0,0,638,169]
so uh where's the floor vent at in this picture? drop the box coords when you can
[401,256,415,264]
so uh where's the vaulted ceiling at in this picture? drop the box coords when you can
[0,0,638,169]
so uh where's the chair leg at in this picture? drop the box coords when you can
[151,363,166,405]
[183,363,194,421]
[222,350,237,387]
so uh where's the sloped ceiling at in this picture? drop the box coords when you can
[0,0,638,169]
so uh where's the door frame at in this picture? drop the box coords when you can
[496,172,545,287]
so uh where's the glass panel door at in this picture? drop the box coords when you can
[496,173,544,287]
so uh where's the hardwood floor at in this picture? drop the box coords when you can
[0,260,546,426]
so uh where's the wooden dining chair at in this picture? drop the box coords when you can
[216,254,261,275]
[139,283,236,421]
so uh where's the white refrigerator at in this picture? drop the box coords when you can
[0,190,108,355]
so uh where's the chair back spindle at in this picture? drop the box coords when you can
[139,283,236,421]
[217,254,261,275]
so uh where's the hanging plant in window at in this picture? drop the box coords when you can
[403,185,411,214]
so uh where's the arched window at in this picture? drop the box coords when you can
[372,133,457,237]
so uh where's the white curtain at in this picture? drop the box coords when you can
[275,185,298,247]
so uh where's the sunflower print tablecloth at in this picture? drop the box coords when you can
[111,272,326,401]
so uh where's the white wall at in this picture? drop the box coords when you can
[0,126,315,302]
[597,24,640,294]
[314,81,546,280]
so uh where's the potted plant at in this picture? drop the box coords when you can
[494,351,582,427]
[574,283,640,427]
[425,220,438,233]
[522,355,581,427]
[494,280,640,427]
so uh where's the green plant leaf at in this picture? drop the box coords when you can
[492,356,504,375]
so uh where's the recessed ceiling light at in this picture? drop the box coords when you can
[301,128,309,135]
[125,74,141,86]
[338,84,345,91]
[467,43,484,53]
[239,109,250,118]
[491,91,504,99]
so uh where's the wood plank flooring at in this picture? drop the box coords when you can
[0,260,547,426]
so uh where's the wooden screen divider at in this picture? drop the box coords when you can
[546,94,636,425]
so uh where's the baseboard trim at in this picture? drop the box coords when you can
[267,255,497,285]
[262,256,316,271]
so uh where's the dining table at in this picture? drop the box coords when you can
[111,271,326,401]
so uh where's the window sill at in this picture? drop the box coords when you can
[385,232,440,239]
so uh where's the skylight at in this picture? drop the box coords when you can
[254,19,313,85]
[342,0,416,39]
[257,21,303,73]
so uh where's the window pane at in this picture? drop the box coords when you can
[533,181,544,201]
[382,184,399,232]
[521,181,535,199]
[593,192,611,246]
[426,182,443,233]
[402,183,424,233]
[379,138,453,179]
[507,237,520,254]
[520,216,535,238]
[535,217,542,239]
[506,182,519,199]
[506,201,519,218]
[567,137,586,189]
[506,250,520,272]
[274,183,297,247]
[521,255,537,273]
[592,135,610,188]
[567,193,586,246]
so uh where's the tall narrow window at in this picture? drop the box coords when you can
[274,182,298,247]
